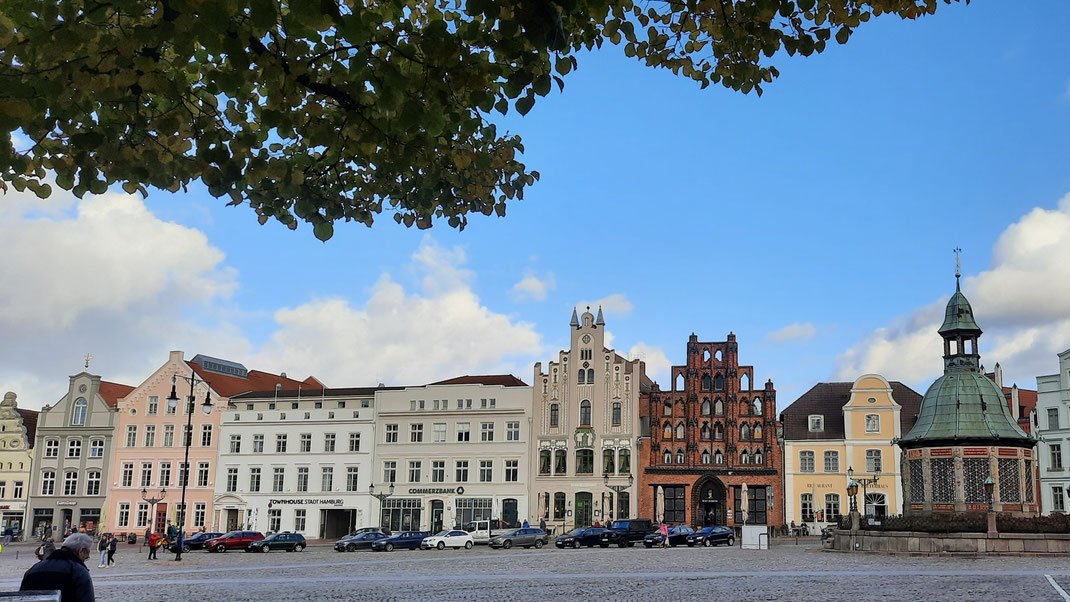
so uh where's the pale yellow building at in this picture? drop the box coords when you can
[779,375,922,532]
[0,392,38,535]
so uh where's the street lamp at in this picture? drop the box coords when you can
[847,479,859,513]
[984,476,995,511]
[166,371,212,561]
[141,487,167,536]
[847,466,880,516]
[603,472,634,521]
[369,483,395,530]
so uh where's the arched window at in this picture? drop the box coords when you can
[603,448,615,474]
[554,449,567,474]
[702,349,711,362]
[577,370,585,385]
[663,448,672,464]
[753,423,763,439]
[676,422,685,439]
[618,449,630,473]
[701,450,711,464]
[714,398,723,415]
[663,399,672,416]
[579,400,592,427]
[71,397,88,426]
[701,399,711,416]
[740,373,750,391]
[663,423,672,439]
[714,373,724,391]
[753,397,762,415]
[714,450,724,465]
[676,449,685,464]
[714,422,724,441]
[701,373,711,391]
[740,450,749,465]
[754,450,763,465]
[539,450,551,475]
[675,373,685,391]
[714,349,723,361]
[550,404,559,427]
[611,402,622,426]
[740,424,750,440]
[587,368,595,383]
[701,422,711,440]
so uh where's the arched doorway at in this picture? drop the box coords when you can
[865,493,887,518]
[692,475,727,527]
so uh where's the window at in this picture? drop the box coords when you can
[201,424,213,446]
[144,425,155,447]
[865,449,882,473]
[148,395,158,415]
[677,449,685,464]
[714,450,724,465]
[85,471,101,496]
[321,467,333,491]
[408,461,421,483]
[163,425,175,447]
[701,450,711,464]
[296,467,309,492]
[226,468,238,492]
[576,449,594,474]
[197,462,210,487]
[661,485,687,524]
[294,509,306,532]
[411,424,423,443]
[166,398,176,414]
[252,434,264,453]
[1053,487,1067,512]
[67,438,81,458]
[87,438,103,458]
[825,494,841,520]
[801,493,814,522]
[457,423,471,442]
[740,424,749,440]
[663,448,672,464]
[701,399,711,416]
[432,461,445,483]
[116,502,130,528]
[324,433,336,452]
[479,460,493,482]
[136,503,149,528]
[72,398,88,425]
[579,400,592,427]
[455,460,469,482]
[823,451,839,473]
[505,460,518,482]
[865,414,880,433]
[550,404,560,427]
[194,503,206,528]
[701,373,711,391]
[63,471,78,496]
[182,423,193,447]
[159,462,171,487]
[539,450,551,475]
[40,471,55,495]
[1051,444,1064,470]
[808,415,824,432]
[554,449,566,474]
[619,449,630,473]
[433,423,446,443]
[273,467,285,492]
[276,434,288,453]
[249,468,261,492]
[140,462,153,487]
[347,466,360,491]
[734,484,768,524]
[383,461,397,483]
[385,424,398,443]
[507,421,520,441]
[553,492,566,520]
[1049,408,1060,431]
[45,439,59,458]
[126,425,138,447]
[799,451,815,473]
[269,509,281,532]
[612,402,622,426]
[178,462,189,487]
[714,422,724,441]
[481,422,494,442]
[349,433,361,452]
[120,462,134,487]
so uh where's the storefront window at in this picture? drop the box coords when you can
[381,498,422,532]
[455,498,492,528]
[734,485,768,524]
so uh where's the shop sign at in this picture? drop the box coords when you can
[409,487,464,495]
[56,501,77,506]
[267,498,344,506]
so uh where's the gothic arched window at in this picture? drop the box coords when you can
[579,400,592,427]
[663,448,672,464]
[701,373,711,391]
[701,399,711,416]
[676,422,685,439]
[714,373,725,391]
[550,404,559,427]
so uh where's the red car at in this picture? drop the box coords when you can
[204,531,264,552]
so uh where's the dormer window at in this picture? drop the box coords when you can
[808,415,824,433]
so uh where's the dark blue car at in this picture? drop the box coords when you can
[555,527,608,549]
[371,531,429,552]
[685,526,735,547]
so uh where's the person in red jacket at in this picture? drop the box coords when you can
[147,532,159,560]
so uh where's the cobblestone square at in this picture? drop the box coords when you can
[4,541,1070,601]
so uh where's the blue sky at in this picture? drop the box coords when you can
[4,1,1070,411]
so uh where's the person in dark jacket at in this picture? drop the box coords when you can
[106,535,117,566]
[21,532,95,602]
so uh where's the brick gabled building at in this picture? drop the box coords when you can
[640,332,782,529]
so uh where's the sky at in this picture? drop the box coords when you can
[4,1,1070,412]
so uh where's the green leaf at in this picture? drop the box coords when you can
[516,95,535,116]
[313,221,334,242]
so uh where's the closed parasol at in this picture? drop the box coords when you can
[740,483,749,524]
[656,485,665,524]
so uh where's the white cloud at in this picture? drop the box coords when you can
[764,322,817,343]
[576,293,633,317]
[252,237,543,387]
[510,271,555,301]
[837,192,1070,388]
[627,342,671,384]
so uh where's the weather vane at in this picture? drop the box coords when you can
[953,247,962,280]
[84,354,93,370]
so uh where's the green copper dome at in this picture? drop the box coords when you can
[938,279,981,335]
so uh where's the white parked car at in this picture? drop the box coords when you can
[421,529,474,550]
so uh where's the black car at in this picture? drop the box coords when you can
[247,532,306,553]
[644,525,695,548]
[335,531,389,552]
[686,526,735,547]
[371,531,429,552]
[599,519,655,548]
[555,527,608,549]
[179,531,223,553]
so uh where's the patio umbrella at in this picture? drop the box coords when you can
[656,486,665,524]
[740,483,748,525]
[536,492,544,523]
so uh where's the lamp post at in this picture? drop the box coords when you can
[984,476,997,535]
[847,479,859,513]
[369,483,395,530]
[847,466,880,517]
[141,487,167,536]
[166,371,212,561]
[603,472,634,521]
[984,476,995,511]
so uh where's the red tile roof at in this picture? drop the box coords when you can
[16,408,39,448]
[187,362,314,398]
[427,375,529,387]
[98,381,136,408]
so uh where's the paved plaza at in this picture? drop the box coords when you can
[3,541,1070,600]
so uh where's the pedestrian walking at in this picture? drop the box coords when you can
[147,533,158,560]
[539,518,546,532]
[166,521,176,543]
[659,523,669,549]
[43,522,53,542]
[21,532,96,602]
[106,535,117,567]
[96,536,108,567]
[3,526,13,545]
[35,538,56,561]
[522,519,529,528]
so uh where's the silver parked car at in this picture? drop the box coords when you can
[488,528,549,549]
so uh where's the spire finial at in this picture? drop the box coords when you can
[84,354,93,370]
[953,247,962,291]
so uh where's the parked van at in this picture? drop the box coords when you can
[462,519,516,544]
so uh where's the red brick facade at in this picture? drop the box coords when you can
[639,333,783,528]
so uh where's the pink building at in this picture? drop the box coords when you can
[103,351,317,537]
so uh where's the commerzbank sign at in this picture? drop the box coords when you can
[268,498,345,506]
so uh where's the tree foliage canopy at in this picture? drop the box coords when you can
[0,0,963,239]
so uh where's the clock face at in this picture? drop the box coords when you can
[581,334,591,344]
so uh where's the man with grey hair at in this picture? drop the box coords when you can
[21,532,95,601]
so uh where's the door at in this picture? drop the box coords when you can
[61,509,73,535]
[155,504,168,533]
[502,499,518,529]
[430,500,444,533]
[226,509,239,532]
[865,493,887,518]
[702,501,721,527]
[575,492,593,528]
